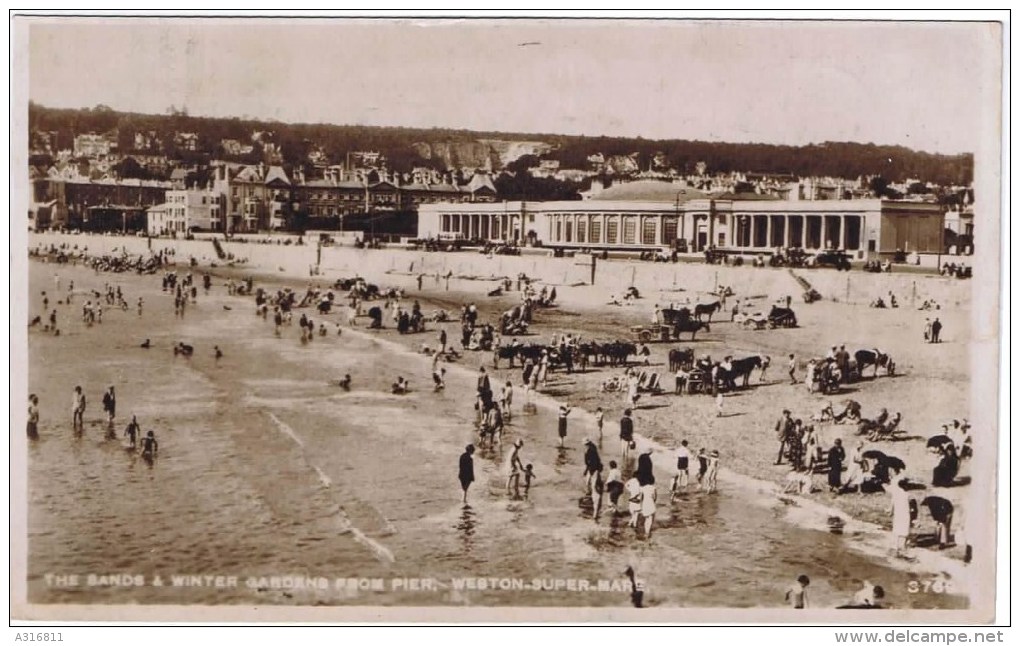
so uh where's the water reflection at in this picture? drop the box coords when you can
[455,504,477,553]
[554,446,569,469]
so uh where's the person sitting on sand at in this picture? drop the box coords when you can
[851,581,885,608]
[332,374,352,391]
[392,377,410,394]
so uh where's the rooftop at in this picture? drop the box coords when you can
[591,180,709,203]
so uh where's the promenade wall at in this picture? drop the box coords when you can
[31,233,971,309]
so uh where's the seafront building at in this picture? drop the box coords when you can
[417,181,947,260]
[145,187,224,236]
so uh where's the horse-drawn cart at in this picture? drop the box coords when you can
[767,306,798,328]
[685,367,711,394]
[630,324,673,343]
[737,312,769,330]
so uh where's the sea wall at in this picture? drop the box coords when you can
[30,232,971,308]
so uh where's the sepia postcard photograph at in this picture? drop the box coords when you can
[9,12,1007,627]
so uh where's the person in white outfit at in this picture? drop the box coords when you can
[639,482,657,537]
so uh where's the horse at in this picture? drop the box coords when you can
[601,341,637,367]
[577,342,601,370]
[727,355,770,388]
[854,349,895,378]
[367,306,384,329]
[673,320,711,341]
[694,301,721,322]
[660,307,692,326]
[668,347,695,372]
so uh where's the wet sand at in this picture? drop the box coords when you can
[22,243,977,611]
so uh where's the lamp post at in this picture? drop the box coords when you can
[675,191,684,250]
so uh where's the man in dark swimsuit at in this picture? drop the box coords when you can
[459,445,476,504]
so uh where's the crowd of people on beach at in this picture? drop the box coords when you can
[26,248,195,463]
[773,396,972,560]
[26,236,975,610]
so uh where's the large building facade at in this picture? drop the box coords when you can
[418,195,946,259]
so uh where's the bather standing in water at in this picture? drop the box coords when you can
[140,430,158,461]
[124,415,141,449]
[459,445,476,504]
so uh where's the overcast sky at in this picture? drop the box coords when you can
[26,18,999,154]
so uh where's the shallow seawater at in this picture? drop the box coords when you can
[25,261,967,609]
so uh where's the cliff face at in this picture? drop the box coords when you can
[412,139,553,170]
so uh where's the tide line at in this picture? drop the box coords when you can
[267,411,305,448]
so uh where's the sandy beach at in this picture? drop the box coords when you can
[21,233,985,612]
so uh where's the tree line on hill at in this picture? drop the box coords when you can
[29,102,972,188]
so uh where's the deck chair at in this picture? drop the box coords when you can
[644,373,661,393]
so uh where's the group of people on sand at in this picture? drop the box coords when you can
[773,403,968,557]
[784,574,888,609]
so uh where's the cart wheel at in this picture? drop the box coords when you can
[640,330,652,343]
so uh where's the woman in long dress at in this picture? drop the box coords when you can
[827,438,846,492]
[627,373,640,406]
[890,476,912,554]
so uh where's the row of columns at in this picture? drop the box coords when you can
[546,213,670,245]
[730,214,861,250]
[443,213,508,240]
[439,210,863,251]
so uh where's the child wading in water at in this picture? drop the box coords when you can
[124,415,141,449]
[523,464,536,498]
[696,448,709,489]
